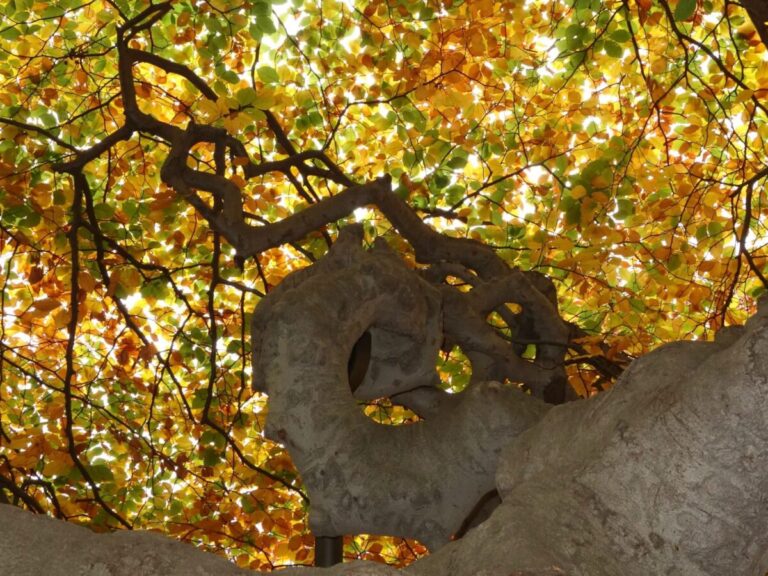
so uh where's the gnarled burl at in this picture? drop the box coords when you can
[250,225,569,549]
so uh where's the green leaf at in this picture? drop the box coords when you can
[507,225,525,239]
[169,500,184,515]
[667,253,682,271]
[202,447,221,467]
[249,22,264,40]
[707,221,724,237]
[581,311,606,332]
[122,199,139,219]
[750,285,767,299]
[446,150,468,170]
[490,187,506,204]
[220,69,240,84]
[674,0,696,22]
[445,184,465,204]
[236,87,257,106]
[93,202,115,219]
[401,106,424,129]
[615,198,634,220]
[241,495,257,513]
[88,464,115,482]
[257,65,279,84]
[200,430,226,450]
[253,0,271,16]
[257,15,276,34]
[565,198,581,225]
[432,172,450,189]
[306,110,323,126]
[140,279,169,300]
[191,389,208,409]
[604,40,623,58]
[2,204,38,227]
[0,27,21,41]
[610,29,631,43]
[42,5,66,18]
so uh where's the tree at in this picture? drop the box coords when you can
[0,0,767,572]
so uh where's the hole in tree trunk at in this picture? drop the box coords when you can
[436,345,472,392]
[347,330,372,394]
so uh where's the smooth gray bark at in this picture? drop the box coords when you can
[251,226,551,549]
[0,502,251,576]
[281,299,768,576]
[251,224,768,574]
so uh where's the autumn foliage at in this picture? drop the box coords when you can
[0,0,767,570]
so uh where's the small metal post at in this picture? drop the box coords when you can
[315,535,343,566]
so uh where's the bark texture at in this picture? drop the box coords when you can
[0,502,251,576]
[282,298,768,576]
[252,224,768,571]
[251,225,552,549]
[1,302,767,574]
[744,0,768,48]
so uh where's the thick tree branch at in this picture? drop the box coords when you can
[0,473,45,513]
[743,0,768,49]
[126,48,217,100]
[0,117,76,150]
[53,125,134,173]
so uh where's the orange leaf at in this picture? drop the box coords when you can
[32,298,61,312]
[229,175,247,189]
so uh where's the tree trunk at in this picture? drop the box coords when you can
[278,303,768,575]
[255,228,768,575]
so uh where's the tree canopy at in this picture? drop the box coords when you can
[0,0,767,570]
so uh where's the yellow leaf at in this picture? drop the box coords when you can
[551,237,574,251]
[197,99,221,121]
[404,31,422,51]
[571,185,587,199]
[78,271,96,292]
[251,88,277,110]
[43,452,73,476]
[756,63,768,88]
